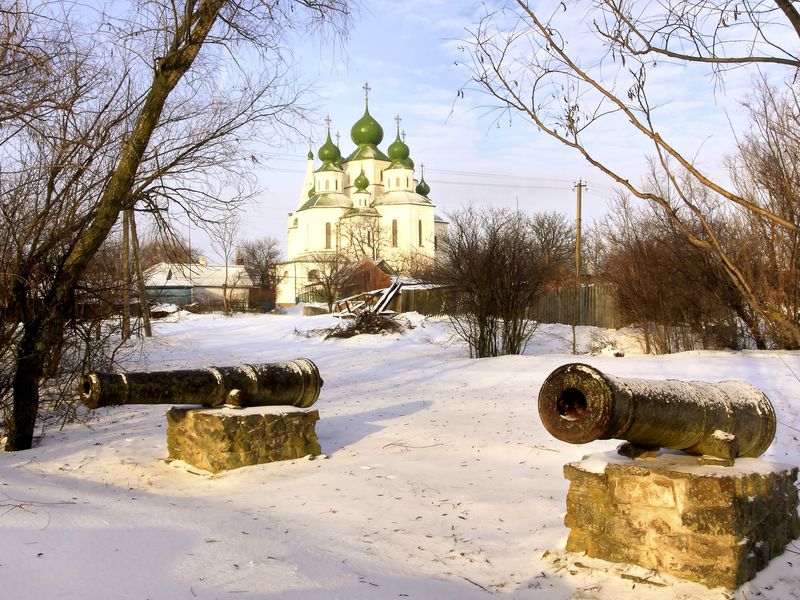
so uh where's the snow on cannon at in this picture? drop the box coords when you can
[537,363,776,463]
[80,359,323,410]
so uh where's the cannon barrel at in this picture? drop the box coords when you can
[537,363,776,459]
[80,359,322,410]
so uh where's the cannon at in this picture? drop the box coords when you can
[537,363,776,461]
[80,359,322,410]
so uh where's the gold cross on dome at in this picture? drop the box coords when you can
[363,81,371,101]
[324,115,332,130]
[394,114,402,130]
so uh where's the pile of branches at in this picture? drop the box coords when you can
[325,312,406,339]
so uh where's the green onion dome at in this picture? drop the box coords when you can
[317,130,341,164]
[415,174,430,197]
[387,130,410,162]
[354,169,369,191]
[351,104,384,146]
[307,150,314,160]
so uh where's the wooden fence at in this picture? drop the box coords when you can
[396,283,624,329]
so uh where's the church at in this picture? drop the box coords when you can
[276,87,448,305]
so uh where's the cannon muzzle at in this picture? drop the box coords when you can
[80,359,323,410]
[537,363,776,460]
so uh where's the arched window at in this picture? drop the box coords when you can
[391,220,398,247]
[406,177,409,188]
[396,177,400,187]
[325,222,332,249]
[418,220,423,246]
[325,180,330,191]
[335,180,338,191]
[308,269,319,281]
[293,217,298,227]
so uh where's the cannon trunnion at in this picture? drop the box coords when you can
[537,363,776,460]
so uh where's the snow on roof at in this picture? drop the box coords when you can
[144,262,255,288]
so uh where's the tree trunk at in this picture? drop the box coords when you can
[6,329,46,450]
[733,303,768,350]
[129,209,152,336]
[122,210,131,339]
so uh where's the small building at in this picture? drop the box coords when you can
[144,259,255,311]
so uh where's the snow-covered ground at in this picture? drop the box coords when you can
[2,310,798,600]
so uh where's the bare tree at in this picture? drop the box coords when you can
[726,80,800,347]
[307,252,358,312]
[1,0,351,451]
[425,207,569,357]
[208,213,242,315]
[597,194,743,353]
[239,236,283,310]
[462,0,800,348]
[139,227,199,270]
[339,212,385,261]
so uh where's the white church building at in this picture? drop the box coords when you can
[276,89,448,305]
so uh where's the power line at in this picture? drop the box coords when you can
[256,159,617,195]
[427,178,614,194]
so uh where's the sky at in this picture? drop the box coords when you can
[191,0,764,259]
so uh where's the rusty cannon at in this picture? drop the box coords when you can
[537,363,776,461]
[80,359,322,410]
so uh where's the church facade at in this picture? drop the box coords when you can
[276,92,447,305]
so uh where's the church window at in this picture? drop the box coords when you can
[418,220,423,246]
[293,218,298,227]
[406,177,409,188]
[308,269,319,281]
[434,235,438,250]
[325,222,332,249]
[391,220,398,247]
[367,230,372,246]
[325,180,330,191]
[396,177,400,188]
[335,180,338,191]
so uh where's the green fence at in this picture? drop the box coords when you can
[397,284,623,329]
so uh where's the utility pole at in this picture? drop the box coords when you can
[121,211,131,339]
[572,180,587,354]
[128,209,152,337]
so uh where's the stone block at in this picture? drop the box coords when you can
[166,406,321,473]
[563,452,800,589]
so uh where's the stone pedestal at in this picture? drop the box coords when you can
[563,452,800,589]
[166,407,321,473]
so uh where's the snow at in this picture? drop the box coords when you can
[2,312,799,599]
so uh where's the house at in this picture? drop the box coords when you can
[144,258,255,310]
[276,85,448,305]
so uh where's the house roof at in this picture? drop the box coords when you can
[144,262,255,288]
